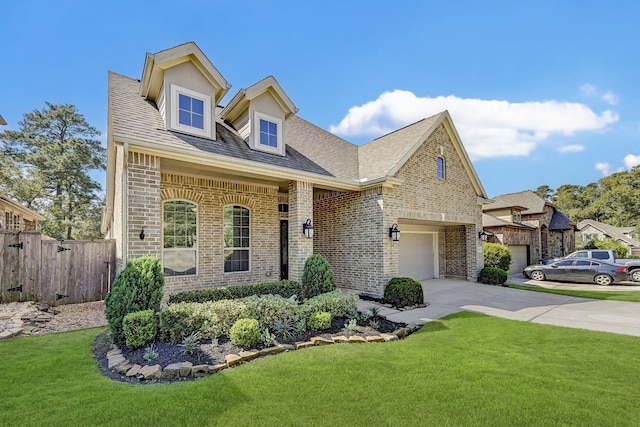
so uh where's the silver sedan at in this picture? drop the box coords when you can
[523,259,629,286]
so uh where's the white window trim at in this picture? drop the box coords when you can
[223,205,252,274]
[252,111,284,156]
[162,199,198,278]
[170,84,212,138]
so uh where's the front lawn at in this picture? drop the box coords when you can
[1,312,639,426]
[507,283,640,303]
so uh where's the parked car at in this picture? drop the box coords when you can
[539,249,640,281]
[523,259,629,286]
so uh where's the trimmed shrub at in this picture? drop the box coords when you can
[122,310,157,349]
[383,277,424,308]
[168,280,303,304]
[242,294,300,331]
[483,242,512,271]
[230,318,261,348]
[301,290,358,319]
[301,254,335,299]
[478,267,508,285]
[105,256,164,345]
[308,311,332,330]
[158,302,216,344]
[210,299,252,337]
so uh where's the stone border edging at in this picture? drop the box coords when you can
[105,324,422,381]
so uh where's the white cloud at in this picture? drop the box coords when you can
[329,90,618,160]
[580,83,597,97]
[601,91,619,105]
[595,162,611,176]
[557,144,585,153]
[623,154,640,169]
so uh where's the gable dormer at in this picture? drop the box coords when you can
[138,42,231,139]
[220,76,298,156]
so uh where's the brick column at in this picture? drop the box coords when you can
[467,223,482,281]
[288,181,314,282]
[127,152,162,260]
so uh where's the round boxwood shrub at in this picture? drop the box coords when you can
[383,277,424,308]
[478,267,508,285]
[483,242,512,271]
[302,254,336,299]
[230,318,261,348]
[105,256,165,345]
[308,311,332,330]
[123,310,157,349]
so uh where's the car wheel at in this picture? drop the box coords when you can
[530,270,545,281]
[594,274,613,286]
[631,269,640,282]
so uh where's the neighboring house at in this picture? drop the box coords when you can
[102,42,489,297]
[577,219,640,256]
[0,194,44,232]
[482,190,575,273]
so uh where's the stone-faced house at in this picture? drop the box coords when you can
[102,42,489,297]
[0,194,44,232]
[482,190,575,273]
[577,219,640,256]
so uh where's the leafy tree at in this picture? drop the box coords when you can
[534,185,554,201]
[582,238,629,259]
[0,103,105,239]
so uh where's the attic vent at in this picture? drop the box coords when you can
[439,146,444,155]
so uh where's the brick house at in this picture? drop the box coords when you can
[482,190,575,273]
[0,194,44,232]
[102,42,489,297]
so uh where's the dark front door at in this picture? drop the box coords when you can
[280,220,288,280]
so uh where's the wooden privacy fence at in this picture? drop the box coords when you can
[0,231,116,305]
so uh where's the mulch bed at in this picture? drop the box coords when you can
[92,316,405,385]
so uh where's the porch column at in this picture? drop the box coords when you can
[467,223,483,281]
[288,180,314,282]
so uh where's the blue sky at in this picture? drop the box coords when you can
[2,1,639,198]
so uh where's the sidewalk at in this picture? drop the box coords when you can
[357,278,640,337]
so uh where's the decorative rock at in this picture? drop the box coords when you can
[126,364,142,377]
[0,313,12,320]
[259,346,282,356]
[162,363,182,379]
[332,335,349,343]
[179,362,193,377]
[191,365,209,377]
[139,364,162,380]
[310,336,334,346]
[348,336,366,343]
[225,354,242,367]
[106,348,122,358]
[0,331,13,339]
[366,335,385,343]
[394,328,407,338]
[115,363,133,375]
[295,341,314,349]
[107,354,127,369]
[210,363,227,372]
[278,344,295,351]
[239,350,259,361]
[380,333,399,342]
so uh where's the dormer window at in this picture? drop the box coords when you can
[170,84,212,138]
[512,210,522,223]
[253,112,283,155]
[260,119,278,147]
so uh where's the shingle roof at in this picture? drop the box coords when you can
[109,71,333,177]
[482,213,535,229]
[577,219,640,247]
[549,210,574,230]
[357,114,442,180]
[483,190,549,214]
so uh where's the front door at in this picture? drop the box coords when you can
[280,220,288,280]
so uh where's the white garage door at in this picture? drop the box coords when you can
[508,245,529,275]
[399,233,435,281]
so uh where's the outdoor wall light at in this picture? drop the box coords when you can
[479,230,489,241]
[302,219,314,239]
[139,228,145,241]
[388,223,400,242]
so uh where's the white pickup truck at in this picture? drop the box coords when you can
[545,249,640,281]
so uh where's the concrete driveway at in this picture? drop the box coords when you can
[357,278,640,337]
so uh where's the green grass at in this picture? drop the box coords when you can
[507,283,640,302]
[1,313,639,426]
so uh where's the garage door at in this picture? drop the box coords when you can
[399,233,435,281]
[508,245,529,275]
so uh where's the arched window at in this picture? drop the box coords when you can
[163,200,197,276]
[437,156,445,179]
[224,205,250,272]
